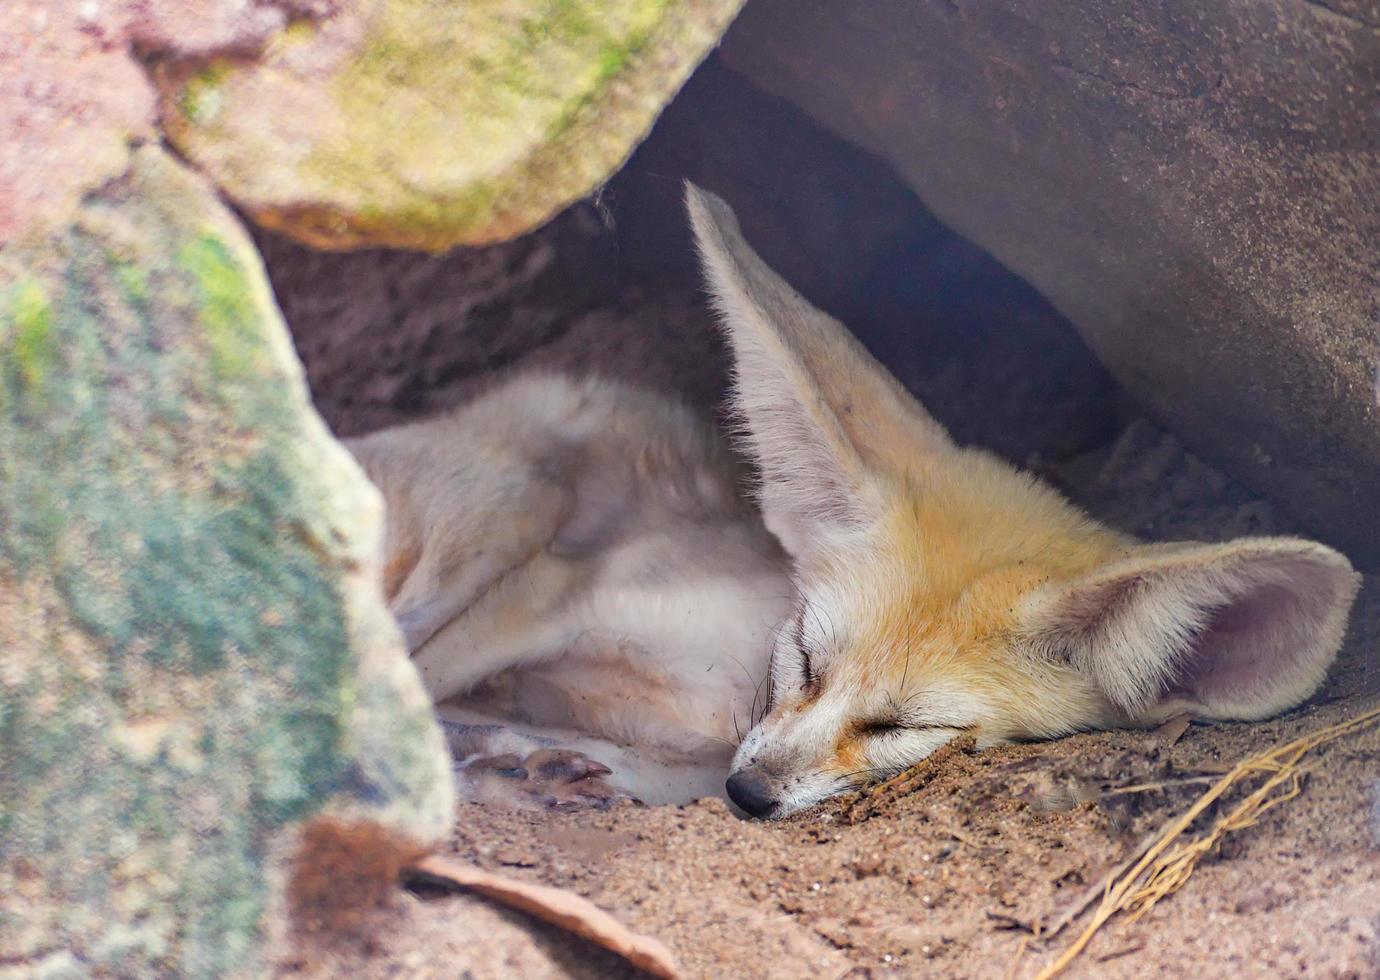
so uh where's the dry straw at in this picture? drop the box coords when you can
[1034,702,1380,980]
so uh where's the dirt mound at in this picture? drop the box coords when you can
[287,660,1380,977]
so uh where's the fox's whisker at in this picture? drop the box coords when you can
[724,653,763,691]
[754,672,776,726]
[749,671,767,728]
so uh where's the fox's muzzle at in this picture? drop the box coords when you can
[725,767,779,818]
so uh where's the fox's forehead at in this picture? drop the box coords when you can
[904,475,1116,571]
[802,544,1042,644]
[789,563,1007,688]
[794,484,1123,677]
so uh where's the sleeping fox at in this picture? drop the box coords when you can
[346,185,1359,819]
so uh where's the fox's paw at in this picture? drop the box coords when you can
[442,722,639,811]
[463,747,640,811]
[482,748,639,811]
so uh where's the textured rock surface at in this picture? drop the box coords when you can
[0,146,453,977]
[614,58,1121,464]
[266,56,1119,466]
[722,0,1380,564]
[0,0,315,245]
[156,0,746,251]
[253,202,622,434]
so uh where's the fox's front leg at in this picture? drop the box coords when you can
[438,714,638,812]
[362,454,586,699]
[409,550,587,700]
[386,479,573,653]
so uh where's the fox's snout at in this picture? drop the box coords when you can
[724,704,868,819]
[725,753,833,820]
[724,766,778,819]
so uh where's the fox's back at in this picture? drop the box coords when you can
[349,374,792,776]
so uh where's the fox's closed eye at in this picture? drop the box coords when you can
[858,719,903,736]
[793,611,820,691]
[857,719,962,737]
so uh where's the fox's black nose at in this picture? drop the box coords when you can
[726,769,777,818]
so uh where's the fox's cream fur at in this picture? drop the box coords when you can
[346,375,793,806]
[347,184,1360,818]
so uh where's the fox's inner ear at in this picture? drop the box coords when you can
[1020,538,1359,722]
[685,183,951,559]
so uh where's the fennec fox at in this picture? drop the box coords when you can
[348,184,1359,818]
[346,375,794,808]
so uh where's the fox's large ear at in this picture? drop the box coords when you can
[686,183,952,560]
[1020,537,1359,722]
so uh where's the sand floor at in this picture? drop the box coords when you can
[266,199,1379,979]
[279,424,1380,979]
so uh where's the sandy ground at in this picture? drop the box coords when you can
[278,324,1379,978]
[266,132,1379,977]
[279,423,1380,979]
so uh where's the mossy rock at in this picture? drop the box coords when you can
[156,0,746,251]
[0,146,454,977]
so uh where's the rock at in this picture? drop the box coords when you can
[722,0,1380,564]
[0,146,453,976]
[155,0,747,251]
[0,0,315,246]
[273,54,1119,463]
[615,56,1120,462]
[0,0,154,245]
[253,201,620,436]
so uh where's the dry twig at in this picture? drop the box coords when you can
[1002,936,1031,980]
[1039,826,1163,942]
[1097,775,1218,798]
[987,910,1039,933]
[407,853,679,979]
[1033,703,1380,980]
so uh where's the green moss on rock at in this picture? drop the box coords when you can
[179,64,231,126]
[5,279,55,392]
[155,0,746,250]
[177,232,272,384]
[0,147,452,978]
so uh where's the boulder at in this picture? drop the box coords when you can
[0,146,453,977]
[253,201,621,435]
[266,54,1120,461]
[722,0,1380,564]
[0,0,310,246]
[155,0,747,251]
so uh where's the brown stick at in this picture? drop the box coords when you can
[407,853,680,979]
